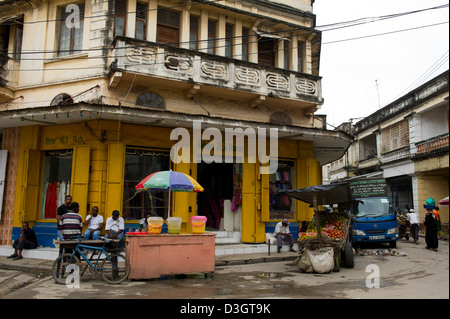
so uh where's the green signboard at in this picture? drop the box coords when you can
[349,178,388,198]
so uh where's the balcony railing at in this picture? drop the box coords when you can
[415,133,449,156]
[381,146,410,163]
[111,37,322,105]
[357,156,379,169]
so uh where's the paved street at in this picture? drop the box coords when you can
[1,239,448,300]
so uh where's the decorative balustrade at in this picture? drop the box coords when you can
[112,38,322,103]
[357,156,379,169]
[415,133,449,156]
[381,146,410,163]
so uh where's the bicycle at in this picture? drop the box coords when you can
[52,237,130,285]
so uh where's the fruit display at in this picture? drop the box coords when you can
[300,214,347,241]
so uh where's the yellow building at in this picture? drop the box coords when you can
[0,0,352,246]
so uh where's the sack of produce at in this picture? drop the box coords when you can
[306,247,334,273]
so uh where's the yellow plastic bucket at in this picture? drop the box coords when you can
[167,217,182,234]
[147,217,163,234]
[190,216,207,233]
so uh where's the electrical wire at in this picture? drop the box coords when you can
[2,19,447,71]
[1,3,447,56]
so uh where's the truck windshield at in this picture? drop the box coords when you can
[353,197,393,217]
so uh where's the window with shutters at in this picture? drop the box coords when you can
[207,19,216,54]
[114,0,127,37]
[225,23,233,58]
[157,7,180,46]
[258,37,275,67]
[241,27,249,61]
[136,2,147,40]
[189,15,199,50]
[58,4,85,56]
[283,40,290,69]
[297,41,304,72]
[12,17,23,61]
[381,120,409,153]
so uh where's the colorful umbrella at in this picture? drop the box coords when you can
[135,170,204,218]
[135,170,204,192]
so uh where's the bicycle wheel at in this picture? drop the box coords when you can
[52,253,80,285]
[101,253,130,284]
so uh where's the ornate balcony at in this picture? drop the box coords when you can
[110,37,322,109]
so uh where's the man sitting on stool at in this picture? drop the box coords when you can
[274,218,296,253]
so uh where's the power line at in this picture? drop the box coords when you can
[387,51,449,104]
[0,17,449,65]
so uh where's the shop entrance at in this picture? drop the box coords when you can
[197,162,234,230]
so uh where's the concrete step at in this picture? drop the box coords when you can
[0,245,59,261]
[0,238,298,260]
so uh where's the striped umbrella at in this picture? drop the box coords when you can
[135,170,204,192]
[135,170,204,218]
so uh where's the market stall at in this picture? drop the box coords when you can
[125,232,215,280]
[281,183,355,273]
[125,170,214,280]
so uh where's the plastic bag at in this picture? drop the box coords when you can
[306,247,334,273]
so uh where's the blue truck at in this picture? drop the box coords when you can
[349,178,399,248]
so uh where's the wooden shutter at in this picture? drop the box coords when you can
[157,7,180,46]
[71,145,90,217]
[20,150,41,222]
[105,143,125,219]
[258,37,275,67]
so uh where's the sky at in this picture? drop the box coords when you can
[312,0,449,129]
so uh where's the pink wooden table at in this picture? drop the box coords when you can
[125,233,215,280]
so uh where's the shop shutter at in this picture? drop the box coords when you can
[71,145,90,217]
[20,150,41,222]
[105,143,125,219]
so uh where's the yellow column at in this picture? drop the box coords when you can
[146,0,157,42]
[126,0,137,38]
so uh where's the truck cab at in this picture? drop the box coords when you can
[352,196,399,248]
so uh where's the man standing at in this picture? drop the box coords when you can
[105,210,125,241]
[56,195,72,240]
[60,202,83,240]
[407,209,420,245]
[83,206,103,240]
[274,218,296,253]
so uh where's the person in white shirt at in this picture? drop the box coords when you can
[83,206,104,240]
[407,208,420,245]
[105,210,125,241]
[274,218,296,253]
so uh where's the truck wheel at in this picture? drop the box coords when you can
[389,241,397,248]
[342,242,354,268]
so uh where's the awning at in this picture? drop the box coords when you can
[280,182,352,206]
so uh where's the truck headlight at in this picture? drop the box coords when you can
[353,229,366,236]
[387,227,398,235]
